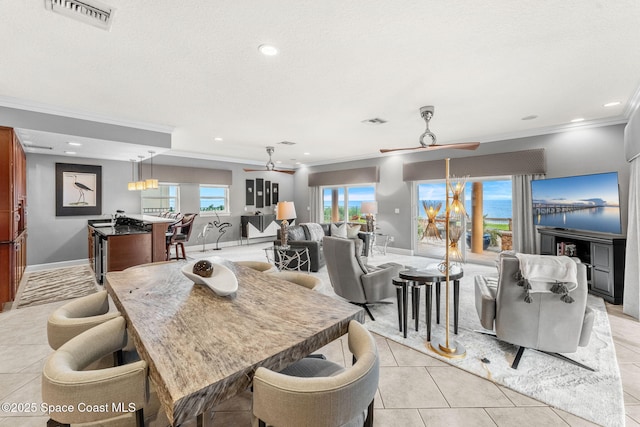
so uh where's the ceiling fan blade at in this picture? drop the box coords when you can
[243,167,295,174]
[379,146,427,153]
[444,142,480,150]
[380,141,480,153]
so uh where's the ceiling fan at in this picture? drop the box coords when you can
[243,146,295,175]
[380,106,480,153]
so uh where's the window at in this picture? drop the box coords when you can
[322,185,375,223]
[199,185,229,215]
[141,184,179,214]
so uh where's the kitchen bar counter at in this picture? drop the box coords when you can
[89,215,176,283]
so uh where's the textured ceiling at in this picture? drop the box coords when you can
[1,1,639,166]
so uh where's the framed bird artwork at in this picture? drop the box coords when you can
[55,163,102,216]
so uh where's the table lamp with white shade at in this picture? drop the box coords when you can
[276,201,297,248]
[361,201,378,232]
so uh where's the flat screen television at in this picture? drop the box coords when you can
[531,172,622,235]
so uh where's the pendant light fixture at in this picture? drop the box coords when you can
[127,159,137,191]
[144,150,159,189]
[135,155,146,190]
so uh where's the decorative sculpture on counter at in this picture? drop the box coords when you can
[197,211,232,251]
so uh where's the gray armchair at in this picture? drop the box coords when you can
[475,252,595,370]
[323,236,402,320]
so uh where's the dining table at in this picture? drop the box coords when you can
[105,257,364,426]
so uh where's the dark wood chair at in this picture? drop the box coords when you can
[166,213,197,260]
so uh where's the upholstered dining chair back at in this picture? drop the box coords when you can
[42,316,149,425]
[47,290,121,350]
[476,253,594,355]
[236,260,278,273]
[253,320,379,427]
[267,271,322,290]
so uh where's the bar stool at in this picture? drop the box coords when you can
[393,277,425,338]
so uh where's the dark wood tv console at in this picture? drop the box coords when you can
[538,228,626,304]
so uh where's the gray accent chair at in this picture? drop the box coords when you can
[253,320,379,427]
[42,316,151,426]
[47,290,121,350]
[323,236,402,320]
[475,253,595,370]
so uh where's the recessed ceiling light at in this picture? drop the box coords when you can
[258,44,278,56]
[571,118,585,123]
[603,101,621,108]
[64,151,76,155]
[67,141,82,146]
[295,162,301,165]
[214,137,223,142]
[276,160,282,164]
[303,152,310,156]
[521,115,538,121]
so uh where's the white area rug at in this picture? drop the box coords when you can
[194,246,626,426]
[356,262,624,427]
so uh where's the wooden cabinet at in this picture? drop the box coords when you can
[0,127,27,310]
[538,228,625,304]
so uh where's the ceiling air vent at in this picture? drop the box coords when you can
[361,118,387,125]
[278,141,296,146]
[45,0,115,30]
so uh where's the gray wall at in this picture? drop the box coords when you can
[26,153,294,265]
[24,124,629,265]
[293,124,630,252]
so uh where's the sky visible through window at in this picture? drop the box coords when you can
[417,179,512,219]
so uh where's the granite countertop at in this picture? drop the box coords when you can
[93,225,151,237]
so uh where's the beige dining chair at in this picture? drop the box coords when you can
[47,290,121,350]
[236,260,278,273]
[42,316,152,426]
[267,270,322,290]
[253,320,379,427]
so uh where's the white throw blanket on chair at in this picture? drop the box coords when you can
[515,253,578,295]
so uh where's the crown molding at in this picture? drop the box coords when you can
[624,83,640,119]
[163,149,297,169]
[0,95,174,134]
[303,116,629,167]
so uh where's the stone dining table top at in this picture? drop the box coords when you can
[105,257,364,426]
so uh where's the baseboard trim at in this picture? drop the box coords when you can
[385,247,413,256]
[25,259,90,273]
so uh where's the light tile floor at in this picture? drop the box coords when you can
[1,244,639,427]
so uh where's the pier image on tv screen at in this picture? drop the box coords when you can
[531,172,621,234]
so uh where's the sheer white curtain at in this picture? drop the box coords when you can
[624,160,639,319]
[308,186,322,223]
[624,105,640,319]
[512,174,544,254]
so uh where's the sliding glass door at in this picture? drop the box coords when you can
[322,185,375,225]
[414,177,513,264]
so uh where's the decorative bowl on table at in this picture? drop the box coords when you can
[181,260,238,296]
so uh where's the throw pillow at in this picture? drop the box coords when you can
[330,223,347,238]
[301,223,326,242]
[346,224,361,239]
